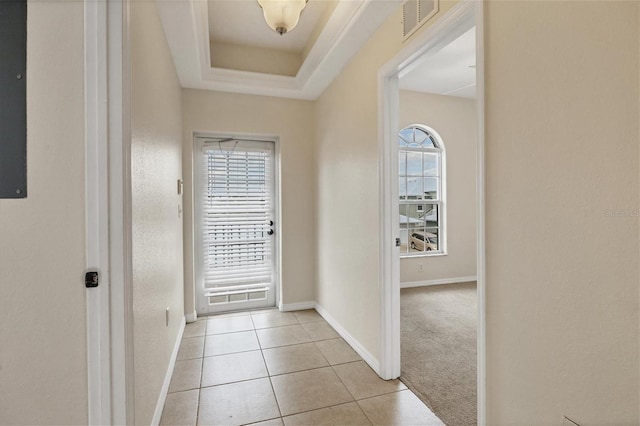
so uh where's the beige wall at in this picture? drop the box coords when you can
[399,91,477,284]
[316,0,639,423]
[210,42,302,77]
[314,0,459,364]
[181,89,316,316]
[484,1,639,423]
[131,1,185,424]
[0,1,88,424]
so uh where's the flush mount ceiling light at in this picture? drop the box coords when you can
[257,0,308,36]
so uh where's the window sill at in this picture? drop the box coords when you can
[400,251,448,259]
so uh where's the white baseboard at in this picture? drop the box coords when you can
[151,316,186,426]
[314,303,380,374]
[279,301,316,312]
[400,276,477,289]
[185,310,197,323]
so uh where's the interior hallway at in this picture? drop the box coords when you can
[160,309,443,425]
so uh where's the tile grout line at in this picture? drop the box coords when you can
[323,347,381,426]
[284,400,373,424]
[194,318,208,426]
[354,398,375,426]
[190,309,383,425]
[252,311,286,424]
[329,363,358,404]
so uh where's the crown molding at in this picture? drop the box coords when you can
[157,0,401,100]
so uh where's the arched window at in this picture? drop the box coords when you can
[399,125,445,256]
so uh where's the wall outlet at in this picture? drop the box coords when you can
[563,416,579,426]
[166,307,170,327]
[419,263,424,272]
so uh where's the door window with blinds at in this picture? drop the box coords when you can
[194,136,277,314]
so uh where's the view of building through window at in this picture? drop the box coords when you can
[398,125,444,255]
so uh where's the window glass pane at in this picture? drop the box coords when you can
[424,204,438,228]
[425,227,439,251]
[423,153,438,176]
[399,177,407,200]
[414,128,428,144]
[406,177,420,199]
[430,135,439,148]
[399,128,413,145]
[409,228,426,253]
[399,151,406,175]
[408,228,418,252]
[423,177,438,199]
[249,291,267,300]
[230,293,247,302]
[399,204,409,228]
[421,134,436,148]
[406,152,422,176]
[405,204,425,228]
[399,228,408,253]
[414,203,427,224]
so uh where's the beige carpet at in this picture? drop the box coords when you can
[400,282,477,426]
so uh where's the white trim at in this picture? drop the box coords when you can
[151,317,186,426]
[377,0,486,423]
[157,0,402,100]
[400,276,477,289]
[185,311,198,323]
[107,0,135,424]
[84,0,111,423]
[398,123,447,257]
[378,68,401,381]
[474,2,487,424]
[314,303,380,374]
[279,301,316,312]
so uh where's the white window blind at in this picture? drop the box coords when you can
[198,141,274,297]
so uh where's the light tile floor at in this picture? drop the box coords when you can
[161,309,444,426]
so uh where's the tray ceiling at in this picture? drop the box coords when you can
[157,0,402,100]
[208,0,330,53]
[158,1,476,100]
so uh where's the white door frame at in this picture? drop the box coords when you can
[84,0,111,423]
[192,134,282,315]
[377,0,486,424]
[107,0,135,424]
[85,0,135,424]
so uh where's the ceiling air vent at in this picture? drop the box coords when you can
[402,0,418,37]
[419,0,437,22]
[403,0,439,40]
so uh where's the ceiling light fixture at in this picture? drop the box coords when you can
[257,0,308,36]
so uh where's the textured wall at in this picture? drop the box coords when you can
[315,0,639,422]
[484,1,639,423]
[399,91,477,284]
[314,0,459,363]
[0,1,87,423]
[131,1,185,424]
[181,89,316,316]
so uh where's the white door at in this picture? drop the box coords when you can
[194,136,277,314]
